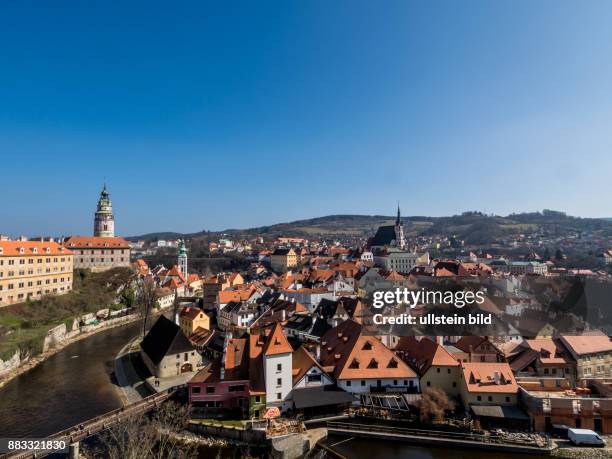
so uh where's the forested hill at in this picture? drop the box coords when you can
[129,210,612,244]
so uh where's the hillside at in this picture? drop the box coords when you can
[129,210,612,244]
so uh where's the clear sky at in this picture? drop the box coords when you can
[2,1,612,237]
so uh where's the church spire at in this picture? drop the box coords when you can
[394,203,406,250]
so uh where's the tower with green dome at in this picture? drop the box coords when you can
[94,184,115,237]
[178,239,188,278]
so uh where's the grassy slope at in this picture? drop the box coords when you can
[0,267,133,360]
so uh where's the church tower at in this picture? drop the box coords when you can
[178,239,188,278]
[395,204,406,250]
[94,184,115,237]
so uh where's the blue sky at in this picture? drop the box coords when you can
[2,1,612,236]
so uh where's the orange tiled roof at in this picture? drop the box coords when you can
[320,320,416,380]
[64,236,130,249]
[179,306,207,321]
[561,331,612,355]
[0,240,73,256]
[263,323,293,356]
[461,362,518,394]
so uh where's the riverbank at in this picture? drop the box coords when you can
[0,312,141,390]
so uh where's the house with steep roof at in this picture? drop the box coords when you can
[140,315,202,378]
[179,306,210,337]
[319,320,419,394]
[395,336,461,397]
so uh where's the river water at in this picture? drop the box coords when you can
[0,321,139,438]
[320,435,550,459]
[0,323,545,459]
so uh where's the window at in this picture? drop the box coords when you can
[277,363,282,372]
[427,381,431,387]
[206,386,215,394]
[192,387,201,394]
[361,380,365,386]
[277,393,282,400]
[477,396,482,401]
[452,382,457,388]
[346,380,351,387]
[447,368,451,374]
[437,368,440,373]
[306,374,322,383]
[255,396,261,403]
[229,385,245,392]
[488,396,493,402]
[505,396,510,402]
[276,378,282,387]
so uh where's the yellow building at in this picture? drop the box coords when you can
[0,240,74,307]
[179,306,210,337]
[270,248,298,273]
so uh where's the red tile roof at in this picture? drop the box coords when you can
[320,320,416,380]
[263,323,293,356]
[64,236,130,249]
[461,362,518,394]
[561,331,612,355]
[0,240,73,256]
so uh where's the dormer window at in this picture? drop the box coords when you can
[362,341,372,350]
[349,358,360,369]
[19,247,25,254]
[367,359,378,369]
[45,247,51,254]
[388,359,398,368]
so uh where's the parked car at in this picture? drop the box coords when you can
[567,428,606,447]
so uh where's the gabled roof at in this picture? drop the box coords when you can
[320,320,417,380]
[370,225,397,247]
[180,306,207,321]
[263,323,293,356]
[248,333,266,394]
[292,346,326,385]
[140,315,194,366]
[395,336,459,375]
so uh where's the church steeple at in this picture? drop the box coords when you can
[94,184,115,237]
[394,203,406,250]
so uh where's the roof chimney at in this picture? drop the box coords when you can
[494,371,501,385]
[316,344,321,362]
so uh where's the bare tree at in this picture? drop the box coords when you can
[90,403,197,459]
[417,387,456,424]
[95,416,156,459]
[150,401,197,459]
[137,277,157,337]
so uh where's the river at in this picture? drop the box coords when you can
[0,324,546,459]
[320,435,550,459]
[0,321,139,438]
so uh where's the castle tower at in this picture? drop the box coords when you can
[395,204,406,250]
[94,184,115,237]
[178,239,188,279]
